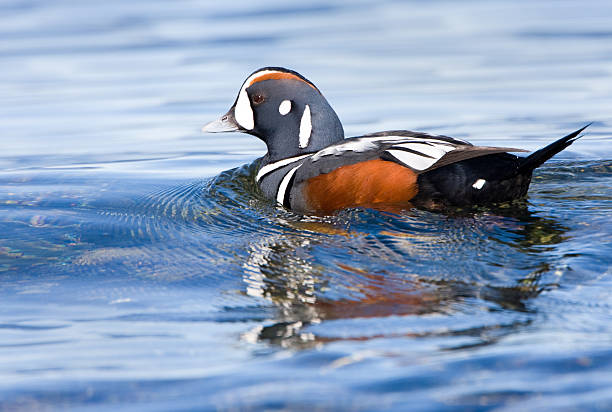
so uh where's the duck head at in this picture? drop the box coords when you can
[202,67,344,161]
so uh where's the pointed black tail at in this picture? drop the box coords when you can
[518,124,589,173]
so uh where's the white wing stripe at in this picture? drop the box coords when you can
[256,154,311,182]
[394,141,456,150]
[394,142,455,158]
[311,135,463,162]
[311,139,379,160]
[385,149,439,171]
[276,164,301,206]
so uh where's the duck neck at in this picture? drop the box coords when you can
[265,108,345,162]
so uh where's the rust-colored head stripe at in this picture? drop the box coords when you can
[248,72,319,92]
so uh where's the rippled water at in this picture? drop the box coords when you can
[2,1,612,411]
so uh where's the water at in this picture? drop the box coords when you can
[1,0,612,410]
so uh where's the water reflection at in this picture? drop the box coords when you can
[237,202,571,349]
[1,161,574,353]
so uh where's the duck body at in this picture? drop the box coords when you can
[203,67,586,214]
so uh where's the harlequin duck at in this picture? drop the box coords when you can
[202,67,587,213]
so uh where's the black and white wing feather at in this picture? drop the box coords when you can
[256,130,528,210]
[307,130,527,174]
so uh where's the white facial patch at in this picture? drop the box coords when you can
[299,104,312,148]
[235,89,254,130]
[278,100,291,115]
[234,69,286,130]
[472,179,486,189]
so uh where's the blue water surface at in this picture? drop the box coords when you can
[1,0,612,411]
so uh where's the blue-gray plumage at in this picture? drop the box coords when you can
[203,67,588,214]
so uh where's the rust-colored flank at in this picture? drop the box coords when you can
[304,159,419,213]
[249,72,319,91]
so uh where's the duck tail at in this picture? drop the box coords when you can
[518,124,589,173]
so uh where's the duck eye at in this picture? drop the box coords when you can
[252,94,265,105]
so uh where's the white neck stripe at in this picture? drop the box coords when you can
[255,154,311,183]
[276,164,302,206]
[299,104,312,148]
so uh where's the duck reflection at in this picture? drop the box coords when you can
[238,203,570,349]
